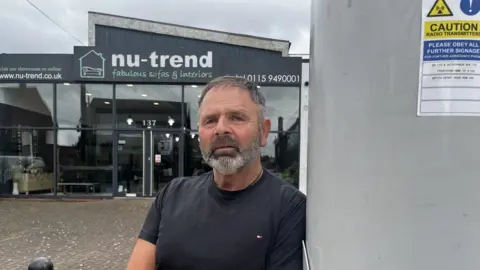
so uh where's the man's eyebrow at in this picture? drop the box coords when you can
[200,108,250,118]
[201,112,217,118]
[228,108,249,114]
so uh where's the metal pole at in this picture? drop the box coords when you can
[307,0,480,269]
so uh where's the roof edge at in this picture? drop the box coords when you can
[87,11,291,56]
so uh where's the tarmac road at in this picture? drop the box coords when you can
[0,198,152,269]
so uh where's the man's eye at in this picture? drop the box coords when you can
[231,115,244,121]
[203,118,215,124]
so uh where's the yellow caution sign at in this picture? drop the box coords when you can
[424,20,480,39]
[427,0,453,17]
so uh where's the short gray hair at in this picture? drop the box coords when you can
[197,76,266,119]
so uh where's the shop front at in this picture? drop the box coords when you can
[0,12,303,198]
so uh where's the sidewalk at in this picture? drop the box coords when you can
[0,198,153,269]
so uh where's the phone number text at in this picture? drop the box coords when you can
[235,74,301,84]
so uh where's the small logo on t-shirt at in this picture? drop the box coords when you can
[256,235,263,239]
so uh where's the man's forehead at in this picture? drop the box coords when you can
[201,86,253,104]
[199,101,257,117]
[199,104,250,116]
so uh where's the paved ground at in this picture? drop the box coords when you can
[0,198,153,269]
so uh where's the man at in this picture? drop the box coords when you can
[126,76,306,270]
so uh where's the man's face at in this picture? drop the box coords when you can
[198,85,271,175]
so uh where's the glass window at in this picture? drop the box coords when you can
[0,128,54,195]
[56,129,113,195]
[183,85,203,130]
[261,87,300,132]
[183,130,212,177]
[0,83,53,127]
[115,84,182,129]
[261,131,300,188]
[56,84,113,128]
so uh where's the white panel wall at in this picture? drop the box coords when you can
[307,0,480,268]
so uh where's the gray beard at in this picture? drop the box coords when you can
[201,135,261,175]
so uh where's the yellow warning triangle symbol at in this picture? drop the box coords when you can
[427,0,453,17]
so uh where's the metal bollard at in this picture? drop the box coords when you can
[28,257,53,270]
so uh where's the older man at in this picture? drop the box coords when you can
[127,76,306,270]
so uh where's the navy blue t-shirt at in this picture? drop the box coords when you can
[138,169,306,270]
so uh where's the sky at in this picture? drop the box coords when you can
[0,0,311,54]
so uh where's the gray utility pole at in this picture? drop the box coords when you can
[307,0,480,269]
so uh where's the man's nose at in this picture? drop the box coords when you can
[214,116,231,135]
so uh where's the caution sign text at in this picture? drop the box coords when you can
[424,20,480,39]
[427,0,453,17]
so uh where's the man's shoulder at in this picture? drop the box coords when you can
[161,172,211,196]
[263,170,306,207]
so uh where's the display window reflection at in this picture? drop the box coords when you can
[0,128,54,195]
[56,83,113,128]
[56,129,113,195]
[0,83,54,127]
[115,84,182,129]
[183,85,204,131]
[261,131,300,188]
[261,86,300,132]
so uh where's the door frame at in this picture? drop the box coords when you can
[142,129,154,197]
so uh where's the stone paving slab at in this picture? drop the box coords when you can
[0,198,153,270]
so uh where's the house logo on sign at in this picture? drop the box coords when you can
[79,50,106,79]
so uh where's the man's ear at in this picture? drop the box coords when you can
[260,117,271,147]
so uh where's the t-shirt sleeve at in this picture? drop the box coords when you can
[138,183,171,245]
[266,191,306,270]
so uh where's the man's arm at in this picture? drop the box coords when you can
[266,191,306,270]
[126,184,170,270]
[126,239,156,270]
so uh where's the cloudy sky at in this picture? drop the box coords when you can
[0,0,310,54]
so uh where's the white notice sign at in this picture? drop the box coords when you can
[417,0,480,116]
[155,154,161,163]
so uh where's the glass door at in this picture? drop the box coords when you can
[117,130,180,197]
[151,132,181,195]
[117,131,149,196]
